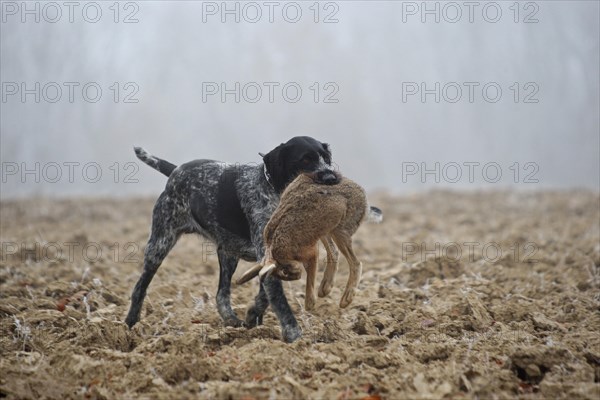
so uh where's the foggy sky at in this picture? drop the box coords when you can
[1,1,599,198]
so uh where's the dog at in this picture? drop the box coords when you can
[125,136,340,342]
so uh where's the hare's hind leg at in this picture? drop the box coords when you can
[331,233,362,308]
[318,235,339,298]
[304,246,319,311]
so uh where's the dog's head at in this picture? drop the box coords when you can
[262,136,339,192]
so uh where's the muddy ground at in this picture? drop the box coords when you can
[0,190,598,399]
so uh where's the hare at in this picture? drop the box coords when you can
[237,172,381,310]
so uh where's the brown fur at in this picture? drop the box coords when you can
[237,173,369,310]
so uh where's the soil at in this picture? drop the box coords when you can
[0,190,599,399]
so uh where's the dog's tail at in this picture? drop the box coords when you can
[367,206,383,223]
[134,147,177,177]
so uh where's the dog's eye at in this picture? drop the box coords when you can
[301,155,313,164]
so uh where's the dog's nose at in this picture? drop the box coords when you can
[318,170,340,185]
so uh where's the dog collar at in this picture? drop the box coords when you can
[263,164,275,190]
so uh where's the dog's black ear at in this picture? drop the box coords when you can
[262,143,289,193]
[322,143,332,164]
[262,144,282,169]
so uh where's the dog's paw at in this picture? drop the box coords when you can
[245,307,264,328]
[282,325,302,343]
[223,316,245,328]
[125,312,139,329]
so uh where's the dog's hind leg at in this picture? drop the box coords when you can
[318,235,339,298]
[216,250,244,327]
[125,194,181,328]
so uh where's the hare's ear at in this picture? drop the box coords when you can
[259,263,277,281]
[235,263,263,285]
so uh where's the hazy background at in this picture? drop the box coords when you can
[1,0,598,198]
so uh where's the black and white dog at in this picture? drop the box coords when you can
[125,136,342,342]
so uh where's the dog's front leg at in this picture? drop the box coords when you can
[262,275,302,342]
[245,228,301,342]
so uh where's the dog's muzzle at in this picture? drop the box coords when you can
[316,169,341,185]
